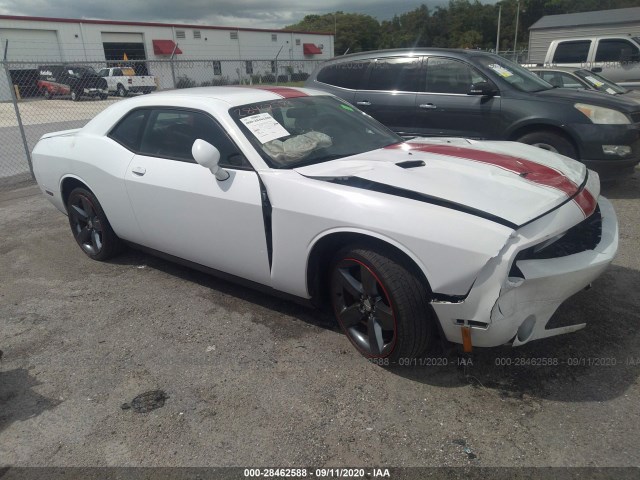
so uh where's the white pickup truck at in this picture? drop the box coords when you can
[97,67,157,97]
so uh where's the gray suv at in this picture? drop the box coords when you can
[306,48,640,178]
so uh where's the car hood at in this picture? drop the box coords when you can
[295,138,598,229]
[534,87,640,112]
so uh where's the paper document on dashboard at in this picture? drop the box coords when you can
[240,113,290,143]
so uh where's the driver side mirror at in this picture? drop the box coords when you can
[468,81,497,97]
[192,139,230,181]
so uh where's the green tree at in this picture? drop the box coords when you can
[285,12,381,55]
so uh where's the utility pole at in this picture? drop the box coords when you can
[513,0,520,60]
[495,4,502,53]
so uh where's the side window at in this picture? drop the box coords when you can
[425,57,485,94]
[595,39,640,62]
[553,41,591,63]
[138,109,250,168]
[108,109,150,151]
[113,69,122,77]
[316,60,371,90]
[364,57,422,92]
[97,69,108,77]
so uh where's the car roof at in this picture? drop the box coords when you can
[325,47,487,62]
[147,86,325,106]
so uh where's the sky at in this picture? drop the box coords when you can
[0,0,498,29]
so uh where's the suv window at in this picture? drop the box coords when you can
[97,69,108,77]
[109,109,150,151]
[316,60,371,89]
[595,39,640,62]
[138,109,249,168]
[425,57,485,94]
[538,71,583,89]
[364,57,422,92]
[553,41,591,63]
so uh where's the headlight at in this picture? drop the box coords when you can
[574,103,630,124]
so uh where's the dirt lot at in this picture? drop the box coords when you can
[1,171,639,469]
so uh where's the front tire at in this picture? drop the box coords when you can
[516,131,577,159]
[66,187,123,261]
[71,90,79,101]
[330,245,436,361]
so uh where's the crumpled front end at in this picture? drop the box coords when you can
[432,193,618,349]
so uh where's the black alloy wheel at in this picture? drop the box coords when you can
[66,187,123,261]
[330,245,436,361]
[332,257,396,357]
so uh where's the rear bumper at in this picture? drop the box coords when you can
[432,197,618,348]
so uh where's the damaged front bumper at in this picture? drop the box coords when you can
[432,197,618,348]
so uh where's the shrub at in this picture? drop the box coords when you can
[277,74,288,83]
[176,75,196,89]
[291,72,310,82]
[261,73,276,83]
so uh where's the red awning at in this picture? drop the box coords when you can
[152,39,182,55]
[303,43,322,55]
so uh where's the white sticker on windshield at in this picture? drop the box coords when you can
[584,76,604,87]
[240,113,290,144]
[606,88,616,94]
[488,64,513,77]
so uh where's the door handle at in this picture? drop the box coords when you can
[132,166,146,176]
[419,103,437,109]
[356,101,371,106]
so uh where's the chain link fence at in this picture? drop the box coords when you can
[0,58,325,191]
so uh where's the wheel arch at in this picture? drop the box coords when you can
[305,229,433,308]
[60,175,93,213]
[507,122,581,158]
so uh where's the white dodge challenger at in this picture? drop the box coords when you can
[32,86,618,360]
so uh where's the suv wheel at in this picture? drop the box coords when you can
[516,131,577,159]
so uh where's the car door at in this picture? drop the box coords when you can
[413,56,501,139]
[122,107,272,286]
[353,56,423,136]
[593,38,640,84]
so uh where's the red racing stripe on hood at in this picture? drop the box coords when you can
[385,143,595,217]
[247,86,308,98]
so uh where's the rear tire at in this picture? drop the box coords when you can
[66,187,123,261]
[329,244,436,361]
[42,89,52,100]
[117,84,127,97]
[516,131,577,159]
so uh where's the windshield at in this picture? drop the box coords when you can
[230,96,403,169]
[474,54,553,92]
[574,69,627,94]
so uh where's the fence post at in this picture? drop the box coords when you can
[2,60,34,179]
[170,58,177,88]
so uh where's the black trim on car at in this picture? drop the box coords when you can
[124,241,314,308]
[313,176,519,229]
[257,175,274,270]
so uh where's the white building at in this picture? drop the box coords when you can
[0,14,334,97]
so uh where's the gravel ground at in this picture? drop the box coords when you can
[0,171,639,469]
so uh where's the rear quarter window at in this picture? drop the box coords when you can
[108,109,149,151]
[316,60,371,89]
[553,41,591,63]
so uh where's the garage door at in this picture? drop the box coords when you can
[101,32,144,43]
[0,28,62,61]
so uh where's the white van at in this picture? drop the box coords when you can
[544,36,640,89]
